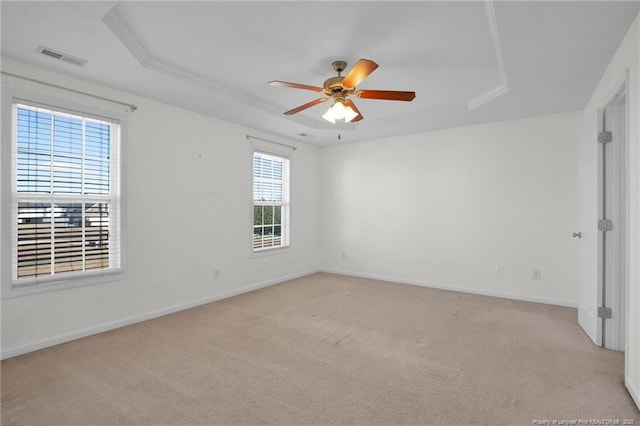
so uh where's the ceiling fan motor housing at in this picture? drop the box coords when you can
[323,61,356,96]
[324,76,352,95]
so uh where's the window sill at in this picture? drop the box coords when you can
[2,268,125,299]
[251,246,291,258]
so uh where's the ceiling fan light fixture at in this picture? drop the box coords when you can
[321,110,336,124]
[322,99,357,124]
[343,105,358,123]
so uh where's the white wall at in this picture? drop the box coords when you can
[2,12,638,409]
[0,59,320,357]
[583,12,640,409]
[320,111,582,306]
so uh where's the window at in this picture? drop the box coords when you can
[253,150,289,251]
[8,100,122,290]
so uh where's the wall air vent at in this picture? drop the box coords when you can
[36,45,88,67]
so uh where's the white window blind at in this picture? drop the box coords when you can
[253,151,289,251]
[11,102,121,284]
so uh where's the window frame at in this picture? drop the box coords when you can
[1,89,126,298]
[251,147,291,256]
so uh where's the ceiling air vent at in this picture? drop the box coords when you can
[36,45,88,67]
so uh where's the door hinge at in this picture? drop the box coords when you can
[598,131,612,144]
[598,307,612,319]
[598,219,613,231]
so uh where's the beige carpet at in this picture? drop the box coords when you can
[2,272,638,425]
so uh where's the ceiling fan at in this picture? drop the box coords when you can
[269,59,416,124]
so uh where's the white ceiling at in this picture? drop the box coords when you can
[2,1,638,146]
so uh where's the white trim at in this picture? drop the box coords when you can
[251,148,291,255]
[0,268,319,360]
[250,246,291,258]
[626,376,640,411]
[102,6,281,117]
[1,87,127,299]
[3,268,126,299]
[467,84,509,111]
[598,70,629,352]
[321,268,578,308]
[466,0,510,111]
[101,7,149,65]
[604,70,629,109]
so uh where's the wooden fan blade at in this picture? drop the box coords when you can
[344,99,363,122]
[283,98,328,115]
[341,59,378,89]
[356,90,416,101]
[269,80,323,92]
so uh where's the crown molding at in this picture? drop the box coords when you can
[102,7,149,65]
[102,5,284,117]
[466,0,509,111]
[102,2,509,131]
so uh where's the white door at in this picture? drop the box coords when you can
[578,109,602,346]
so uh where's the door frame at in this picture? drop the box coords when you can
[600,71,630,352]
[578,69,629,352]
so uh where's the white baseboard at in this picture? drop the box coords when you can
[320,268,578,308]
[1,268,319,360]
[626,376,640,411]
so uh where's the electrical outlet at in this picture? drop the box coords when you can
[341,252,347,260]
[532,270,541,280]
[496,266,504,277]
[213,269,220,280]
